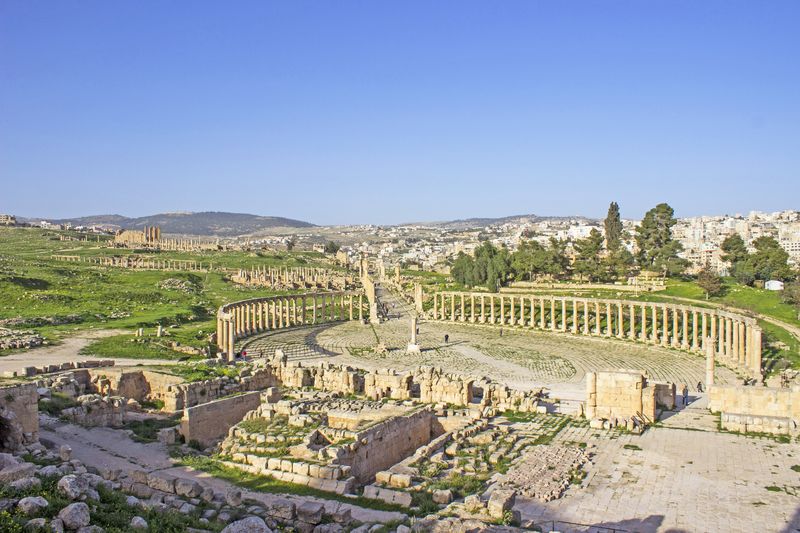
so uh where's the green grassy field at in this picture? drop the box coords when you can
[0,227,334,359]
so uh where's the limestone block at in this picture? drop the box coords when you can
[147,472,176,493]
[487,489,516,519]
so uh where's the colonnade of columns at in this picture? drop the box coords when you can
[217,291,365,362]
[431,292,763,377]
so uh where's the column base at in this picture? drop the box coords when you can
[407,343,421,353]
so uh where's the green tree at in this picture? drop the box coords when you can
[572,229,605,282]
[634,203,687,276]
[451,242,511,292]
[544,238,570,280]
[511,240,550,281]
[748,236,793,281]
[323,241,341,254]
[603,201,624,252]
[696,264,724,299]
[286,237,297,251]
[603,247,635,280]
[720,234,748,266]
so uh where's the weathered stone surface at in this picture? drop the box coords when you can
[146,472,176,493]
[487,489,516,519]
[221,516,272,533]
[225,488,242,506]
[175,478,203,498]
[130,516,148,529]
[17,496,48,516]
[58,474,88,500]
[432,489,453,504]
[296,501,325,525]
[58,502,91,529]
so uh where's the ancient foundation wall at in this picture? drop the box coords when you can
[0,383,39,450]
[709,384,800,434]
[585,370,668,423]
[180,391,263,446]
[338,409,436,483]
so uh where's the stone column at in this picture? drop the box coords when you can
[582,301,589,335]
[572,300,579,334]
[531,298,536,327]
[640,304,647,341]
[594,301,601,335]
[509,296,515,326]
[661,306,669,347]
[751,327,762,376]
[651,305,658,343]
[488,295,494,324]
[450,293,456,322]
[432,294,438,320]
[682,310,689,348]
[500,296,505,325]
[550,298,556,331]
[561,299,567,331]
[460,294,466,322]
[520,296,526,326]
[216,315,224,351]
[617,303,624,338]
[227,320,235,362]
[738,322,746,367]
[605,302,612,337]
[480,295,486,323]
[586,372,597,419]
[540,298,546,329]
[705,337,715,388]
[359,294,364,321]
[629,303,636,339]
[470,295,476,323]
[672,307,679,347]
[691,311,698,350]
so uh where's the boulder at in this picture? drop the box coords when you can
[58,502,91,529]
[59,445,72,462]
[432,489,453,505]
[296,501,325,525]
[221,516,273,533]
[225,488,242,507]
[49,518,65,533]
[130,516,148,529]
[487,489,516,519]
[58,474,89,500]
[17,496,49,516]
[175,478,204,498]
[25,518,47,530]
[10,477,41,491]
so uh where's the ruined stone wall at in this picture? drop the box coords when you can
[0,383,38,450]
[180,391,263,446]
[336,408,435,483]
[586,370,663,423]
[709,384,800,434]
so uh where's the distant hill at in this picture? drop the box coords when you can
[427,214,598,230]
[50,211,315,237]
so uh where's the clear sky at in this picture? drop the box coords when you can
[1,1,798,225]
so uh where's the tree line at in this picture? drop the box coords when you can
[453,202,691,290]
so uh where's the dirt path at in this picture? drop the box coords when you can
[0,329,175,374]
[40,418,406,524]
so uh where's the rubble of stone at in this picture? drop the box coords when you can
[158,277,198,293]
[0,327,44,350]
[2,359,116,378]
[0,314,82,328]
[60,394,128,427]
[494,445,589,501]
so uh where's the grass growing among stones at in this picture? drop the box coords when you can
[174,454,409,513]
[124,415,181,443]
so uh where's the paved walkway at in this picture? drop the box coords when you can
[0,329,175,375]
[517,424,800,532]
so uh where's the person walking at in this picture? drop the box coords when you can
[681,384,689,406]
[444,334,449,344]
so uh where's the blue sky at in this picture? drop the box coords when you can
[1,1,798,225]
